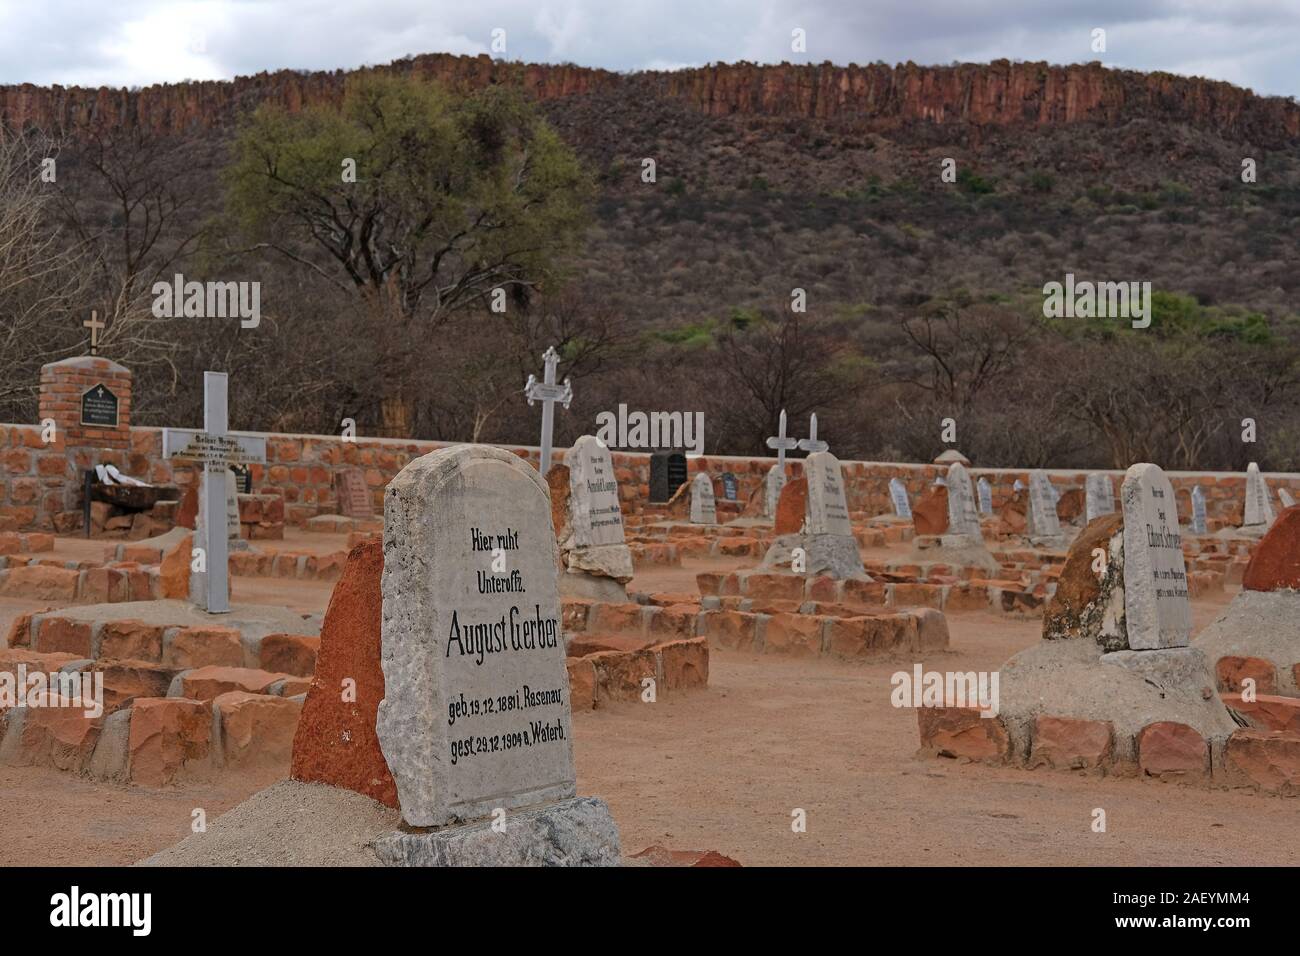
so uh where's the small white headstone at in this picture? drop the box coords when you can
[804,451,852,537]
[1085,473,1114,523]
[567,436,625,549]
[690,472,717,525]
[1027,471,1062,537]
[889,477,912,519]
[764,465,786,518]
[1243,461,1274,528]
[1278,487,1295,510]
[1120,463,1192,650]
[945,462,981,538]
[976,477,993,515]
[1189,485,1207,535]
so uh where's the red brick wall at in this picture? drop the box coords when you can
[2,422,1296,532]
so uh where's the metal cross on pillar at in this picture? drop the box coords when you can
[797,412,829,455]
[524,346,573,475]
[765,409,799,474]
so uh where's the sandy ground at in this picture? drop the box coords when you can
[0,545,1294,867]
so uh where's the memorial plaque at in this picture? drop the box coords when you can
[721,472,739,501]
[337,468,374,518]
[1120,463,1192,650]
[567,436,625,548]
[889,477,912,519]
[804,452,852,537]
[689,472,717,524]
[79,384,119,428]
[649,451,688,503]
[376,445,575,828]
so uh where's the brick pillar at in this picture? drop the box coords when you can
[37,357,133,532]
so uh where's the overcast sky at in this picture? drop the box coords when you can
[3,0,1297,97]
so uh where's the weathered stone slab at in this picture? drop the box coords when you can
[689,473,716,525]
[377,446,576,828]
[1028,471,1063,539]
[1243,461,1274,530]
[1085,473,1114,524]
[889,477,912,519]
[764,465,786,519]
[372,795,620,867]
[1120,463,1192,649]
[803,452,851,537]
[944,462,981,539]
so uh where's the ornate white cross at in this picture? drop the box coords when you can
[524,346,573,475]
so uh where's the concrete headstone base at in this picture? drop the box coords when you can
[371,796,621,867]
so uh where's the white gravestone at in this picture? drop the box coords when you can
[1027,471,1063,538]
[689,472,716,524]
[1085,473,1114,523]
[561,436,632,587]
[889,477,912,519]
[1280,488,1296,510]
[567,436,625,549]
[976,477,993,515]
[764,464,786,519]
[1120,463,1192,650]
[1243,461,1274,529]
[945,462,982,539]
[804,451,852,537]
[1189,485,1208,535]
[373,445,620,865]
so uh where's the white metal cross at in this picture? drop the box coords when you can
[83,310,105,356]
[765,409,799,473]
[797,412,828,454]
[524,346,573,475]
[162,371,267,614]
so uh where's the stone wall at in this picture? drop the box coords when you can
[3,419,1297,533]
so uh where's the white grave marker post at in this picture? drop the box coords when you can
[889,477,912,519]
[976,477,993,515]
[1085,473,1114,523]
[524,346,573,477]
[945,462,982,538]
[1190,485,1208,535]
[1243,462,1274,528]
[1120,463,1192,649]
[1028,471,1063,537]
[1280,488,1296,510]
[162,372,267,614]
[690,472,717,524]
[764,409,798,516]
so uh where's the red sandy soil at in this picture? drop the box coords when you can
[0,548,1293,867]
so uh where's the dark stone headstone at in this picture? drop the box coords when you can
[650,451,688,503]
[231,464,252,494]
[721,472,738,501]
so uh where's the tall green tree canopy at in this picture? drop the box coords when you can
[223,74,591,323]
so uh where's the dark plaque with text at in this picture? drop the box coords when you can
[80,384,119,428]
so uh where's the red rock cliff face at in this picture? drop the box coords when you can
[3,54,1297,145]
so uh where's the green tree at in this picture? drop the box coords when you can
[223,74,591,326]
